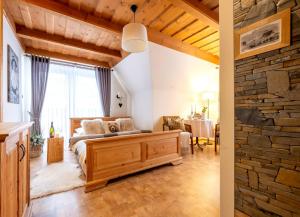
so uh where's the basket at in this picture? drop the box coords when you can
[30,145,43,158]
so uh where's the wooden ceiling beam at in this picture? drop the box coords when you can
[22,0,122,36]
[22,0,219,64]
[16,25,122,59]
[25,47,110,68]
[168,0,219,29]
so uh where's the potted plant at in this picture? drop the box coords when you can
[201,106,208,120]
[30,134,45,158]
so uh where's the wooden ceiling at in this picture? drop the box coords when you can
[4,0,219,67]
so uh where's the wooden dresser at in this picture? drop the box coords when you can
[0,122,33,217]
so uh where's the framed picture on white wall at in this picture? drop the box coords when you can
[7,45,19,104]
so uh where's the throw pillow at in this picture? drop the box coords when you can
[75,127,85,136]
[116,118,135,131]
[103,121,120,133]
[81,119,105,135]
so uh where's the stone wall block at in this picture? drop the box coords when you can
[266,70,290,95]
[248,134,271,147]
[276,194,300,210]
[255,198,293,217]
[239,187,269,201]
[249,170,259,189]
[255,167,279,176]
[271,136,300,145]
[242,204,271,217]
[253,63,283,73]
[276,168,300,188]
[290,146,300,155]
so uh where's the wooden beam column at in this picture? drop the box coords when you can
[16,25,122,59]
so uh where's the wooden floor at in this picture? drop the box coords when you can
[31,145,220,217]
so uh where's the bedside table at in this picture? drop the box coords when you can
[47,137,64,163]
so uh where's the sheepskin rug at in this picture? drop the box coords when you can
[31,162,85,199]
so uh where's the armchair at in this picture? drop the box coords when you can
[215,123,220,152]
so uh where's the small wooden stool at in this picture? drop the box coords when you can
[47,137,64,163]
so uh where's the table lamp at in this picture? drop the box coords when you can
[202,91,214,120]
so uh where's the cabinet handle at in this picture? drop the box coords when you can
[19,144,26,162]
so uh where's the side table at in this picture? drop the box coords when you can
[47,137,64,163]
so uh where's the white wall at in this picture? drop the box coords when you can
[114,42,219,131]
[114,50,154,130]
[2,15,24,122]
[110,72,130,117]
[149,42,219,130]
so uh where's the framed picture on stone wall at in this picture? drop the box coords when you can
[7,45,19,104]
[235,8,290,60]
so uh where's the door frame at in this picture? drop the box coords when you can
[219,0,235,216]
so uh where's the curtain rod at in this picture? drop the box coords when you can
[24,54,113,71]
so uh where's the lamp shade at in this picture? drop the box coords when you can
[122,23,148,53]
[202,91,215,100]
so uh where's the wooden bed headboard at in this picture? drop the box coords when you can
[70,117,129,135]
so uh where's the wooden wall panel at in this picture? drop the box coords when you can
[161,13,196,36]
[183,26,216,44]
[173,20,207,40]
[149,6,184,30]
[192,32,219,48]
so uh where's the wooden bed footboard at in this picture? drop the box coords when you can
[84,130,182,192]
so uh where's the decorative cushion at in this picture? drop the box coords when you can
[81,119,105,135]
[165,117,185,131]
[116,118,135,131]
[75,127,85,136]
[103,121,120,133]
[180,132,191,155]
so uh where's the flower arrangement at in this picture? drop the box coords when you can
[30,134,45,147]
[202,106,208,114]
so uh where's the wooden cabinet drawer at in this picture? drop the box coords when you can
[94,143,141,170]
[146,138,178,160]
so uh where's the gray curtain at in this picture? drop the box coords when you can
[31,56,50,134]
[95,67,111,116]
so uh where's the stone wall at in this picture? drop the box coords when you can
[234,0,300,216]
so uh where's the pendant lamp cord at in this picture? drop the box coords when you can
[131,4,137,23]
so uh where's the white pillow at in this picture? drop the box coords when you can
[75,127,85,136]
[81,119,105,135]
[116,118,135,131]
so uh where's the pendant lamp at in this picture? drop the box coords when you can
[121,5,148,53]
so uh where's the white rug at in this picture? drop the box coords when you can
[31,162,85,199]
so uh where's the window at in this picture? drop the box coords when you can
[40,62,102,140]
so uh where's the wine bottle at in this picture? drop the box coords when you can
[49,122,55,138]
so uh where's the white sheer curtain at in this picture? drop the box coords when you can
[40,62,102,140]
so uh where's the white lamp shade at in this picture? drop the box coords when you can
[122,23,148,53]
[202,91,215,100]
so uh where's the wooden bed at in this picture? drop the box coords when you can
[70,117,183,192]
